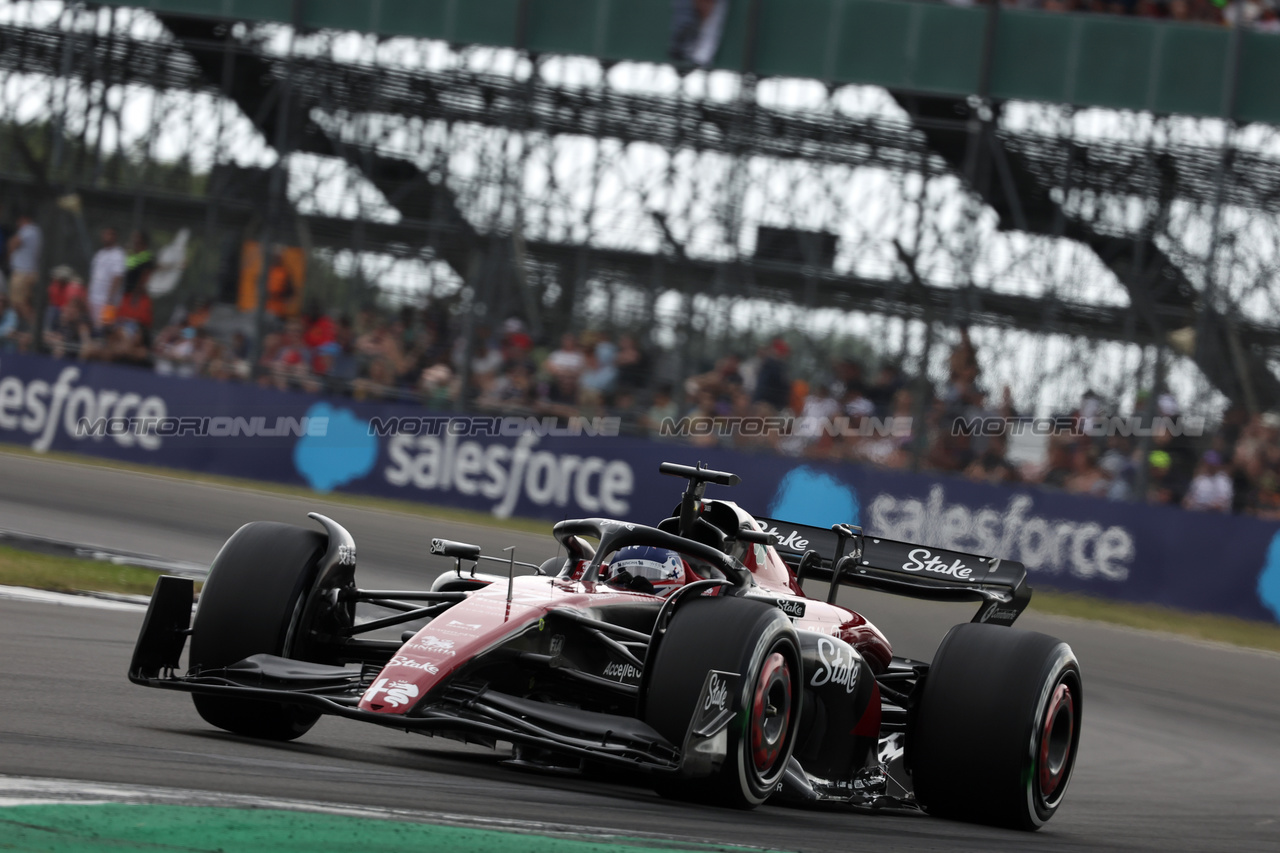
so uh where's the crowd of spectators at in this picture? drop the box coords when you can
[659,327,1280,517]
[3,216,1279,518]
[947,0,1280,30]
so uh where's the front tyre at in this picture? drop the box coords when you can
[188,522,327,741]
[908,622,1083,830]
[643,596,802,808]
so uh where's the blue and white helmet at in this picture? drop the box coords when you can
[609,545,686,591]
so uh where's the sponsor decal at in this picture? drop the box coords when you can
[810,636,860,694]
[768,466,860,532]
[1260,530,1280,621]
[690,670,739,736]
[408,635,456,656]
[978,602,1021,623]
[386,655,440,674]
[775,598,806,618]
[385,431,635,519]
[428,618,483,640]
[336,544,356,566]
[362,678,419,708]
[869,485,1134,582]
[603,661,642,682]
[901,548,973,580]
[549,634,565,657]
[704,672,729,711]
[0,364,168,452]
[762,525,810,552]
[292,402,375,493]
[430,538,446,555]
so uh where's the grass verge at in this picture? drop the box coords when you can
[0,544,177,597]
[1030,587,1280,653]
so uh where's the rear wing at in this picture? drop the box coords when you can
[755,516,1031,627]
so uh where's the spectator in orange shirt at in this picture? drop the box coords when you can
[117,281,153,330]
[186,297,211,330]
[266,247,297,320]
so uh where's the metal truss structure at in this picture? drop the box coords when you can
[3,1,1280,419]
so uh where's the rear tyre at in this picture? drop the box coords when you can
[643,596,802,808]
[908,623,1083,831]
[189,522,327,741]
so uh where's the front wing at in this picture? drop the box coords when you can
[133,575,919,813]
[131,576,684,773]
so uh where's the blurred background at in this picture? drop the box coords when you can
[2,0,1280,580]
[1,7,1279,847]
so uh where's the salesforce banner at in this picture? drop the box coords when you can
[2,351,1279,624]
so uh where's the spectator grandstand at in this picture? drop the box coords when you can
[4,0,1280,522]
[1,218,1269,518]
[944,0,1280,29]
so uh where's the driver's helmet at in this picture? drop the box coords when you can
[608,545,686,594]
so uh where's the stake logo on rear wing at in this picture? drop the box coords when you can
[756,517,1031,627]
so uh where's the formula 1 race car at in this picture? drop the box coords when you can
[130,462,1082,830]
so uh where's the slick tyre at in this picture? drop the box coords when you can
[908,622,1083,831]
[643,595,802,809]
[188,522,327,741]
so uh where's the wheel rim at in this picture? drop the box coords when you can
[750,652,792,776]
[1038,681,1075,800]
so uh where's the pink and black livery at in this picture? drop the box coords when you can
[130,462,1081,830]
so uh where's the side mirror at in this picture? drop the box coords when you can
[659,461,741,487]
[736,525,774,546]
[430,538,481,562]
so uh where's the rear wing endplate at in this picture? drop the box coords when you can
[755,516,1031,627]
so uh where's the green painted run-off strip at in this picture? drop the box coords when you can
[0,804,779,853]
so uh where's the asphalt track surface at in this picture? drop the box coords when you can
[1,451,1279,852]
